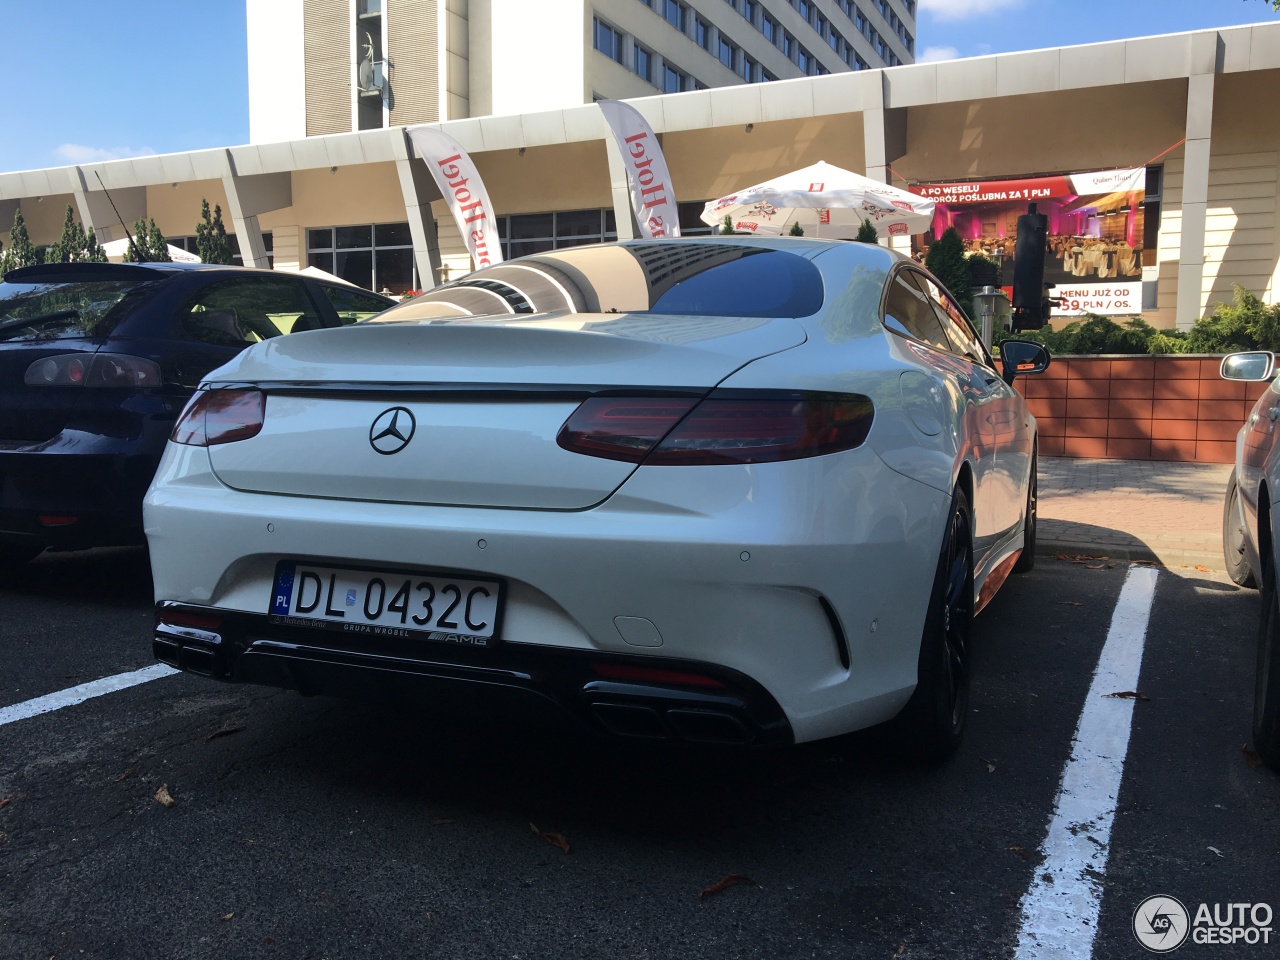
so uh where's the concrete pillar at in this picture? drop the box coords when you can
[222,150,292,268]
[70,167,146,244]
[1175,33,1220,329]
[394,127,445,288]
[863,73,908,249]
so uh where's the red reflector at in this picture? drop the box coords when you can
[38,515,79,527]
[172,389,266,447]
[160,610,223,632]
[590,662,725,689]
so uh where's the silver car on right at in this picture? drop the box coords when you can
[1220,351,1280,771]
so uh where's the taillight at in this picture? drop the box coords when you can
[556,397,699,463]
[24,353,162,388]
[171,389,266,446]
[557,391,873,465]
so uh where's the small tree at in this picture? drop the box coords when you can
[855,218,878,243]
[719,214,737,235]
[3,207,42,273]
[83,227,107,263]
[195,199,232,264]
[788,221,805,236]
[144,219,171,261]
[924,227,975,321]
[124,219,152,262]
[45,205,85,263]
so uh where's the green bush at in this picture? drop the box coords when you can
[925,227,975,322]
[991,285,1280,355]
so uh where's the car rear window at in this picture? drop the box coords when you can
[378,243,825,321]
[0,279,152,341]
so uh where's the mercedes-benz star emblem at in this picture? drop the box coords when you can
[369,406,416,455]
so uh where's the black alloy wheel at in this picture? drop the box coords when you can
[1223,469,1257,588]
[1013,451,1038,574]
[897,487,975,761]
[1254,526,1280,771]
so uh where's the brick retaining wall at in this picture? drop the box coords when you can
[1015,355,1270,463]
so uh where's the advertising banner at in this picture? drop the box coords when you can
[911,167,1147,316]
[407,126,504,270]
[596,99,681,240]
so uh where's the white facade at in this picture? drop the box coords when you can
[246,0,916,142]
[247,0,307,143]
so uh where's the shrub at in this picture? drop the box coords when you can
[925,227,974,321]
[1184,286,1280,353]
[855,218,878,243]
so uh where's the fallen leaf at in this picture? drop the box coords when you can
[698,874,759,901]
[1085,564,1105,570]
[1243,743,1263,769]
[1055,601,1084,606]
[0,831,7,844]
[529,822,570,854]
[205,726,246,742]
[1194,564,1210,572]
[1009,845,1029,860]
[893,948,906,958]
[221,913,234,922]
[262,937,276,945]
[155,784,177,808]
[1207,846,1223,858]
[1107,563,1117,569]
[1103,691,1149,701]
[984,759,997,773]
[113,765,140,783]
[431,818,456,826]
[0,795,13,811]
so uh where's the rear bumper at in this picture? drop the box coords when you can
[145,441,948,742]
[0,449,161,549]
[153,602,793,746]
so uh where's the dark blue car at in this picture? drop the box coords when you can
[0,261,393,565]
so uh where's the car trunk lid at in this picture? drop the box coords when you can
[203,313,806,509]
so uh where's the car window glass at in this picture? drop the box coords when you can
[317,283,392,324]
[179,278,326,347]
[882,271,953,352]
[911,272,991,365]
[0,278,152,341]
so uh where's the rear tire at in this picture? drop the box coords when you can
[1013,452,1037,574]
[896,487,975,761]
[1255,536,1280,771]
[1223,469,1257,588]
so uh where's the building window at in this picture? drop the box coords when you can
[742,0,756,24]
[696,17,711,50]
[307,223,416,295]
[633,43,653,82]
[796,47,810,72]
[663,0,684,30]
[593,18,623,62]
[740,53,756,82]
[719,36,738,70]
[499,209,618,260]
[663,63,688,93]
[355,1,384,131]
[761,12,776,42]
[782,32,795,58]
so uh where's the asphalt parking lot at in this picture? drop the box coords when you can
[1,548,1277,960]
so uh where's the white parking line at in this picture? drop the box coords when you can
[1014,564,1159,960]
[0,664,179,728]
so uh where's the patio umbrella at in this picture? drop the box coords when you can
[100,237,202,263]
[700,161,934,239]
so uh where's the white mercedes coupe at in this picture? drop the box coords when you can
[144,237,1049,758]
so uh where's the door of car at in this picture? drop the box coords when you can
[914,271,1031,545]
[166,275,332,389]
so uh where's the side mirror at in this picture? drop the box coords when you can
[1220,351,1275,382]
[1000,339,1051,385]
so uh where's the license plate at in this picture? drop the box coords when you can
[269,561,502,647]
